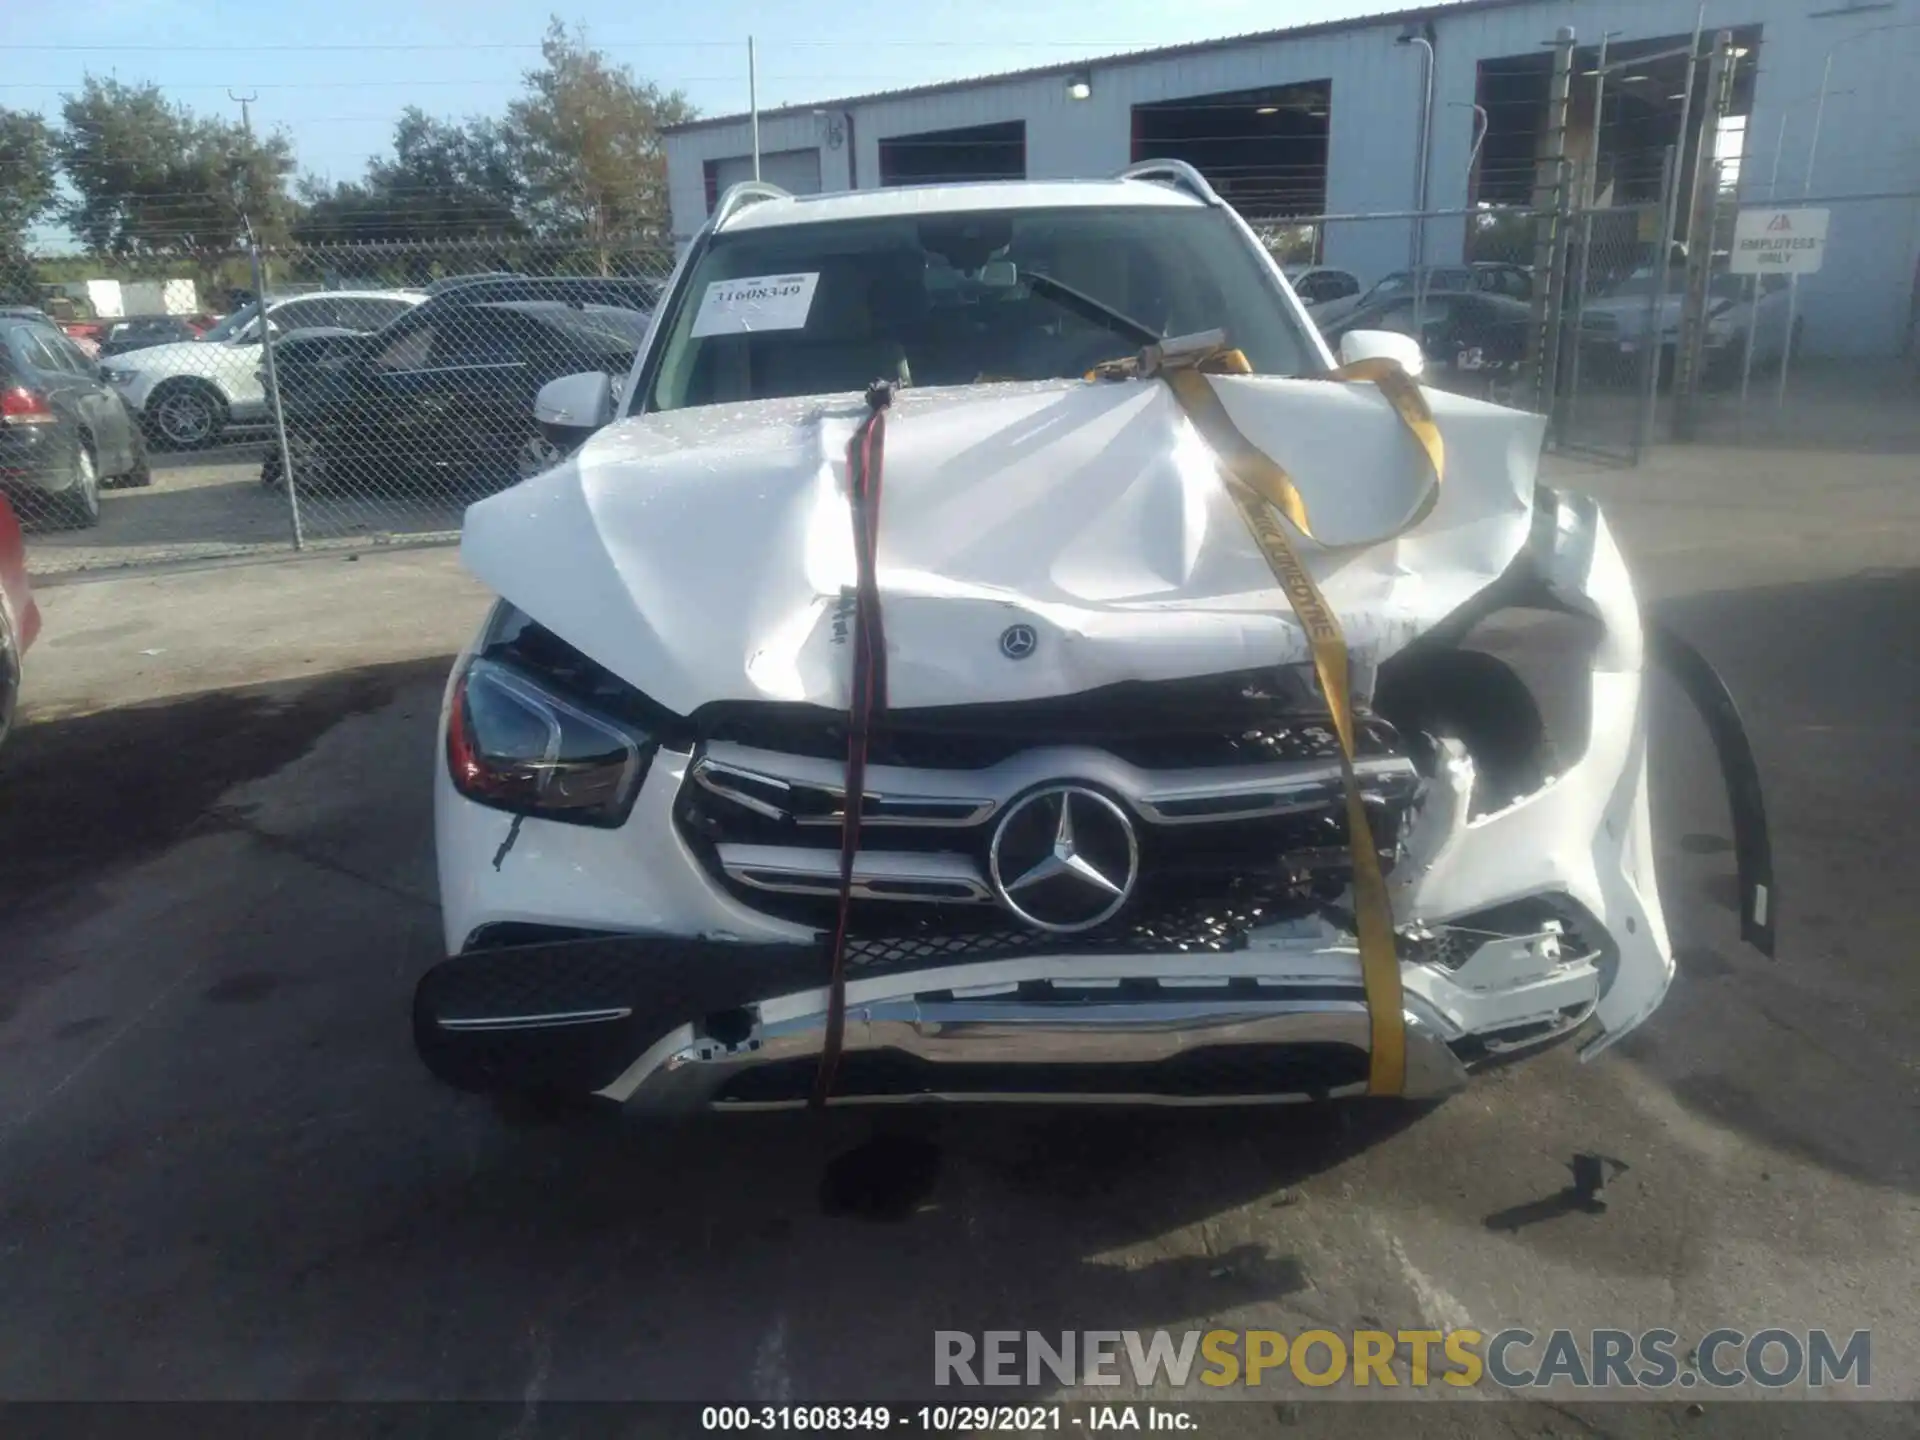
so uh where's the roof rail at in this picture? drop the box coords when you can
[711,180,793,232]
[1115,160,1223,206]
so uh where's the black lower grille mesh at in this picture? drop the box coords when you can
[841,879,1320,974]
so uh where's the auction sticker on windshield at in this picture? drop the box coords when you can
[691,272,820,337]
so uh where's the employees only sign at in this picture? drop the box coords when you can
[1731,208,1829,275]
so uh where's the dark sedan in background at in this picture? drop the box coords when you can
[264,275,660,420]
[266,294,651,495]
[1,308,150,529]
[97,315,205,358]
[1321,290,1534,398]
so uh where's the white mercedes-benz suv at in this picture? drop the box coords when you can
[413,163,1774,1114]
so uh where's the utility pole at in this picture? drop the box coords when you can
[228,89,257,137]
[748,38,761,181]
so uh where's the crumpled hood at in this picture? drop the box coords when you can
[461,377,1546,715]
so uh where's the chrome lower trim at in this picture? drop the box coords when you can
[583,932,1602,1111]
[628,997,1465,1109]
[438,1006,633,1032]
[717,844,994,903]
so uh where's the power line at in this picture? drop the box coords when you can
[0,37,1189,53]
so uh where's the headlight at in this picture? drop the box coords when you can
[100,367,133,385]
[444,612,667,827]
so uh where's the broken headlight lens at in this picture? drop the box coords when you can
[446,654,653,828]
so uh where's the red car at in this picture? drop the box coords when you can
[0,493,39,750]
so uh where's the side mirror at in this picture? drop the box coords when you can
[534,370,614,447]
[1338,328,1426,378]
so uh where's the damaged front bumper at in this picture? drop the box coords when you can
[413,910,1605,1109]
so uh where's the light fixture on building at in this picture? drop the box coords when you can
[1066,71,1092,101]
[1620,72,1651,82]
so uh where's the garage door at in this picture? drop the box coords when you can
[706,148,823,208]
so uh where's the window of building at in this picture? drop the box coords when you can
[877,121,1025,186]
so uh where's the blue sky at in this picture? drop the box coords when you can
[1,0,1445,184]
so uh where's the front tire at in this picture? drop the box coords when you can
[146,380,228,450]
[53,441,102,530]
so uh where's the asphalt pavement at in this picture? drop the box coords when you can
[0,437,1915,1428]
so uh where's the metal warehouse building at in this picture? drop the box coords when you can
[664,0,1920,357]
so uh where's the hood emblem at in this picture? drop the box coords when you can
[999,624,1038,660]
[988,786,1139,933]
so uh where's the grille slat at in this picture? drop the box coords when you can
[676,700,1419,952]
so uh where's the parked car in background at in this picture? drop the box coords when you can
[267,297,652,494]
[1577,269,1797,385]
[38,295,108,357]
[1310,262,1533,326]
[0,492,38,754]
[100,289,425,449]
[423,271,525,295]
[97,314,204,358]
[1281,264,1362,308]
[2,307,150,528]
[1321,290,1534,396]
[266,276,662,412]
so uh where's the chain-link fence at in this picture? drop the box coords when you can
[1665,188,1920,450]
[9,191,1910,581]
[1249,205,1552,412]
[1552,196,1675,463]
[3,237,675,576]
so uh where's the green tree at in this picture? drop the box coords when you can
[506,18,695,257]
[0,108,58,241]
[294,107,527,245]
[55,76,296,255]
[1,108,58,301]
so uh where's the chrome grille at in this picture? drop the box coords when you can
[677,714,1422,940]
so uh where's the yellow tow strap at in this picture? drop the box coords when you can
[1091,344,1445,1096]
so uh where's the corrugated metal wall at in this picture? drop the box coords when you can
[665,0,1919,356]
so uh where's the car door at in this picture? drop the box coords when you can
[28,323,133,475]
[236,297,340,412]
[428,306,549,483]
[1364,296,1458,364]
[332,297,418,334]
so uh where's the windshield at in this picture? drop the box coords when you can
[1363,268,1471,304]
[644,206,1318,413]
[202,303,260,344]
[514,302,652,350]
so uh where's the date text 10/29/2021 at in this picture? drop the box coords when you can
[702,1408,1192,1431]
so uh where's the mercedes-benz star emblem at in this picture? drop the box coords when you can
[998,624,1038,660]
[988,786,1139,933]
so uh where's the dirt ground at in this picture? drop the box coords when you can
[0,436,1916,1429]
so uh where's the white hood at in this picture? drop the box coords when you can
[108,340,224,370]
[461,377,1546,716]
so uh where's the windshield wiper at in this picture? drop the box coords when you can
[1020,270,1161,347]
